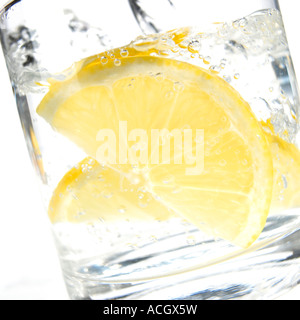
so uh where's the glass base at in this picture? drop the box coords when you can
[56,214,300,300]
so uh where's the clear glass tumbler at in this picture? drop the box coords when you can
[1,0,300,300]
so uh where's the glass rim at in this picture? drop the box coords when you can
[0,0,282,18]
[0,0,21,17]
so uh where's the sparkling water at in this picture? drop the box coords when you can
[2,5,300,299]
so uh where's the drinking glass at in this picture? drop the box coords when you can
[1,0,300,300]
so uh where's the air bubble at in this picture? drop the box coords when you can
[187,235,196,246]
[218,23,230,37]
[165,91,175,99]
[238,18,248,28]
[203,56,211,64]
[171,46,179,53]
[120,49,129,57]
[77,211,86,217]
[138,193,144,200]
[102,191,113,199]
[234,73,240,80]
[100,56,108,65]
[215,149,222,155]
[232,20,240,29]
[242,159,248,166]
[81,165,88,173]
[132,36,159,52]
[188,40,200,54]
[179,39,189,49]
[88,159,95,165]
[209,65,221,74]
[114,59,121,66]
[173,81,184,92]
[107,51,115,59]
[138,186,147,193]
[118,206,127,214]
[223,75,232,83]
[219,159,227,167]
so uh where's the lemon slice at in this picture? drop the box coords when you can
[37,54,273,247]
[48,158,173,224]
[261,122,300,212]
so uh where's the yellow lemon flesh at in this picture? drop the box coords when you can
[48,158,173,224]
[262,127,300,212]
[37,54,274,248]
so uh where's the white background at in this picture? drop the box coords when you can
[0,0,300,300]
